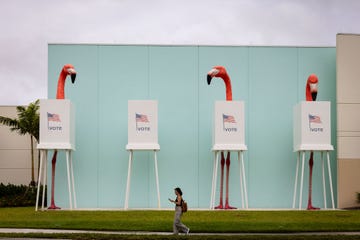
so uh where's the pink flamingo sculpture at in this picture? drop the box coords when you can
[48,64,76,210]
[305,74,319,210]
[207,66,236,210]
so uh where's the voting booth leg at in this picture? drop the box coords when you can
[211,151,220,209]
[239,152,244,209]
[154,150,161,209]
[210,152,214,209]
[321,152,327,208]
[124,150,161,210]
[293,151,335,210]
[210,151,220,209]
[210,153,215,209]
[210,152,215,209]
[292,152,300,209]
[299,151,306,210]
[36,149,76,211]
[319,151,335,209]
[124,150,133,210]
[326,151,335,209]
[210,151,248,209]
[36,150,47,211]
[35,150,43,211]
[69,151,77,208]
[65,150,76,210]
[41,151,48,210]
[66,151,72,209]
[238,151,248,209]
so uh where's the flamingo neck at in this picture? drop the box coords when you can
[223,75,232,101]
[305,84,312,101]
[56,71,67,99]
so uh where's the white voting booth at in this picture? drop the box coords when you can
[125,100,160,209]
[292,101,335,209]
[210,101,248,209]
[36,99,76,211]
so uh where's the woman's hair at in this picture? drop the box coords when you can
[174,187,183,196]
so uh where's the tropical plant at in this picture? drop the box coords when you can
[0,183,46,207]
[0,100,40,186]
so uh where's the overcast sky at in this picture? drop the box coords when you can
[0,0,359,105]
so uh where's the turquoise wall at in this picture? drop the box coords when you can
[48,45,336,209]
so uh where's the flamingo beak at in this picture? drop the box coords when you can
[207,74,212,85]
[207,68,219,85]
[71,73,76,84]
[310,83,318,101]
[68,68,77,84]
[311,92,317,101]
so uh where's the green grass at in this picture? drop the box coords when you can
[1,233,360,240]
[1,207,360,239]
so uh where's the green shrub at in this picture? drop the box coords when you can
[0,183,46,207]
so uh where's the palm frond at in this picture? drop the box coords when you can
[0,99,40,185]
[0,116,21,130]
[0,100,40,140]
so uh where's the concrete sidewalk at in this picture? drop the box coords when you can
[0,228,170,236]
[1,228,360,237]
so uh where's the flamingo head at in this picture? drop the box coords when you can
[62,64,77,84]
[207,66,229,85]
[306,74,318,101]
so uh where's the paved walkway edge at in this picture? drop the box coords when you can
[0,228,360,236]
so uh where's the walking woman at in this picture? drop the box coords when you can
[169,187,190,235]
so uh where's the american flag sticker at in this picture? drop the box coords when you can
[47,112,61,122]
[136,113,149,123]
[223,114,236,123]
[308,114,322,124]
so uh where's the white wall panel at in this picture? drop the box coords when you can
[336,34,360,208]
[337,103,360,132]
[337,34,360,103]
[338,136,360,159]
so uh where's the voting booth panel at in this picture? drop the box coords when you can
[293,101,333,151]
[210,101,248,209]
[292,101,335,209]
[213,101,247,150]
[126,100,159,150]
[38,99,75,150]
[36,99,76,211]
[125,100,161,209]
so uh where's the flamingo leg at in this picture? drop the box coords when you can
[48,150,60,210]
[225,152,236,209]
[215,152,225,209]
[307,151,319,210]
